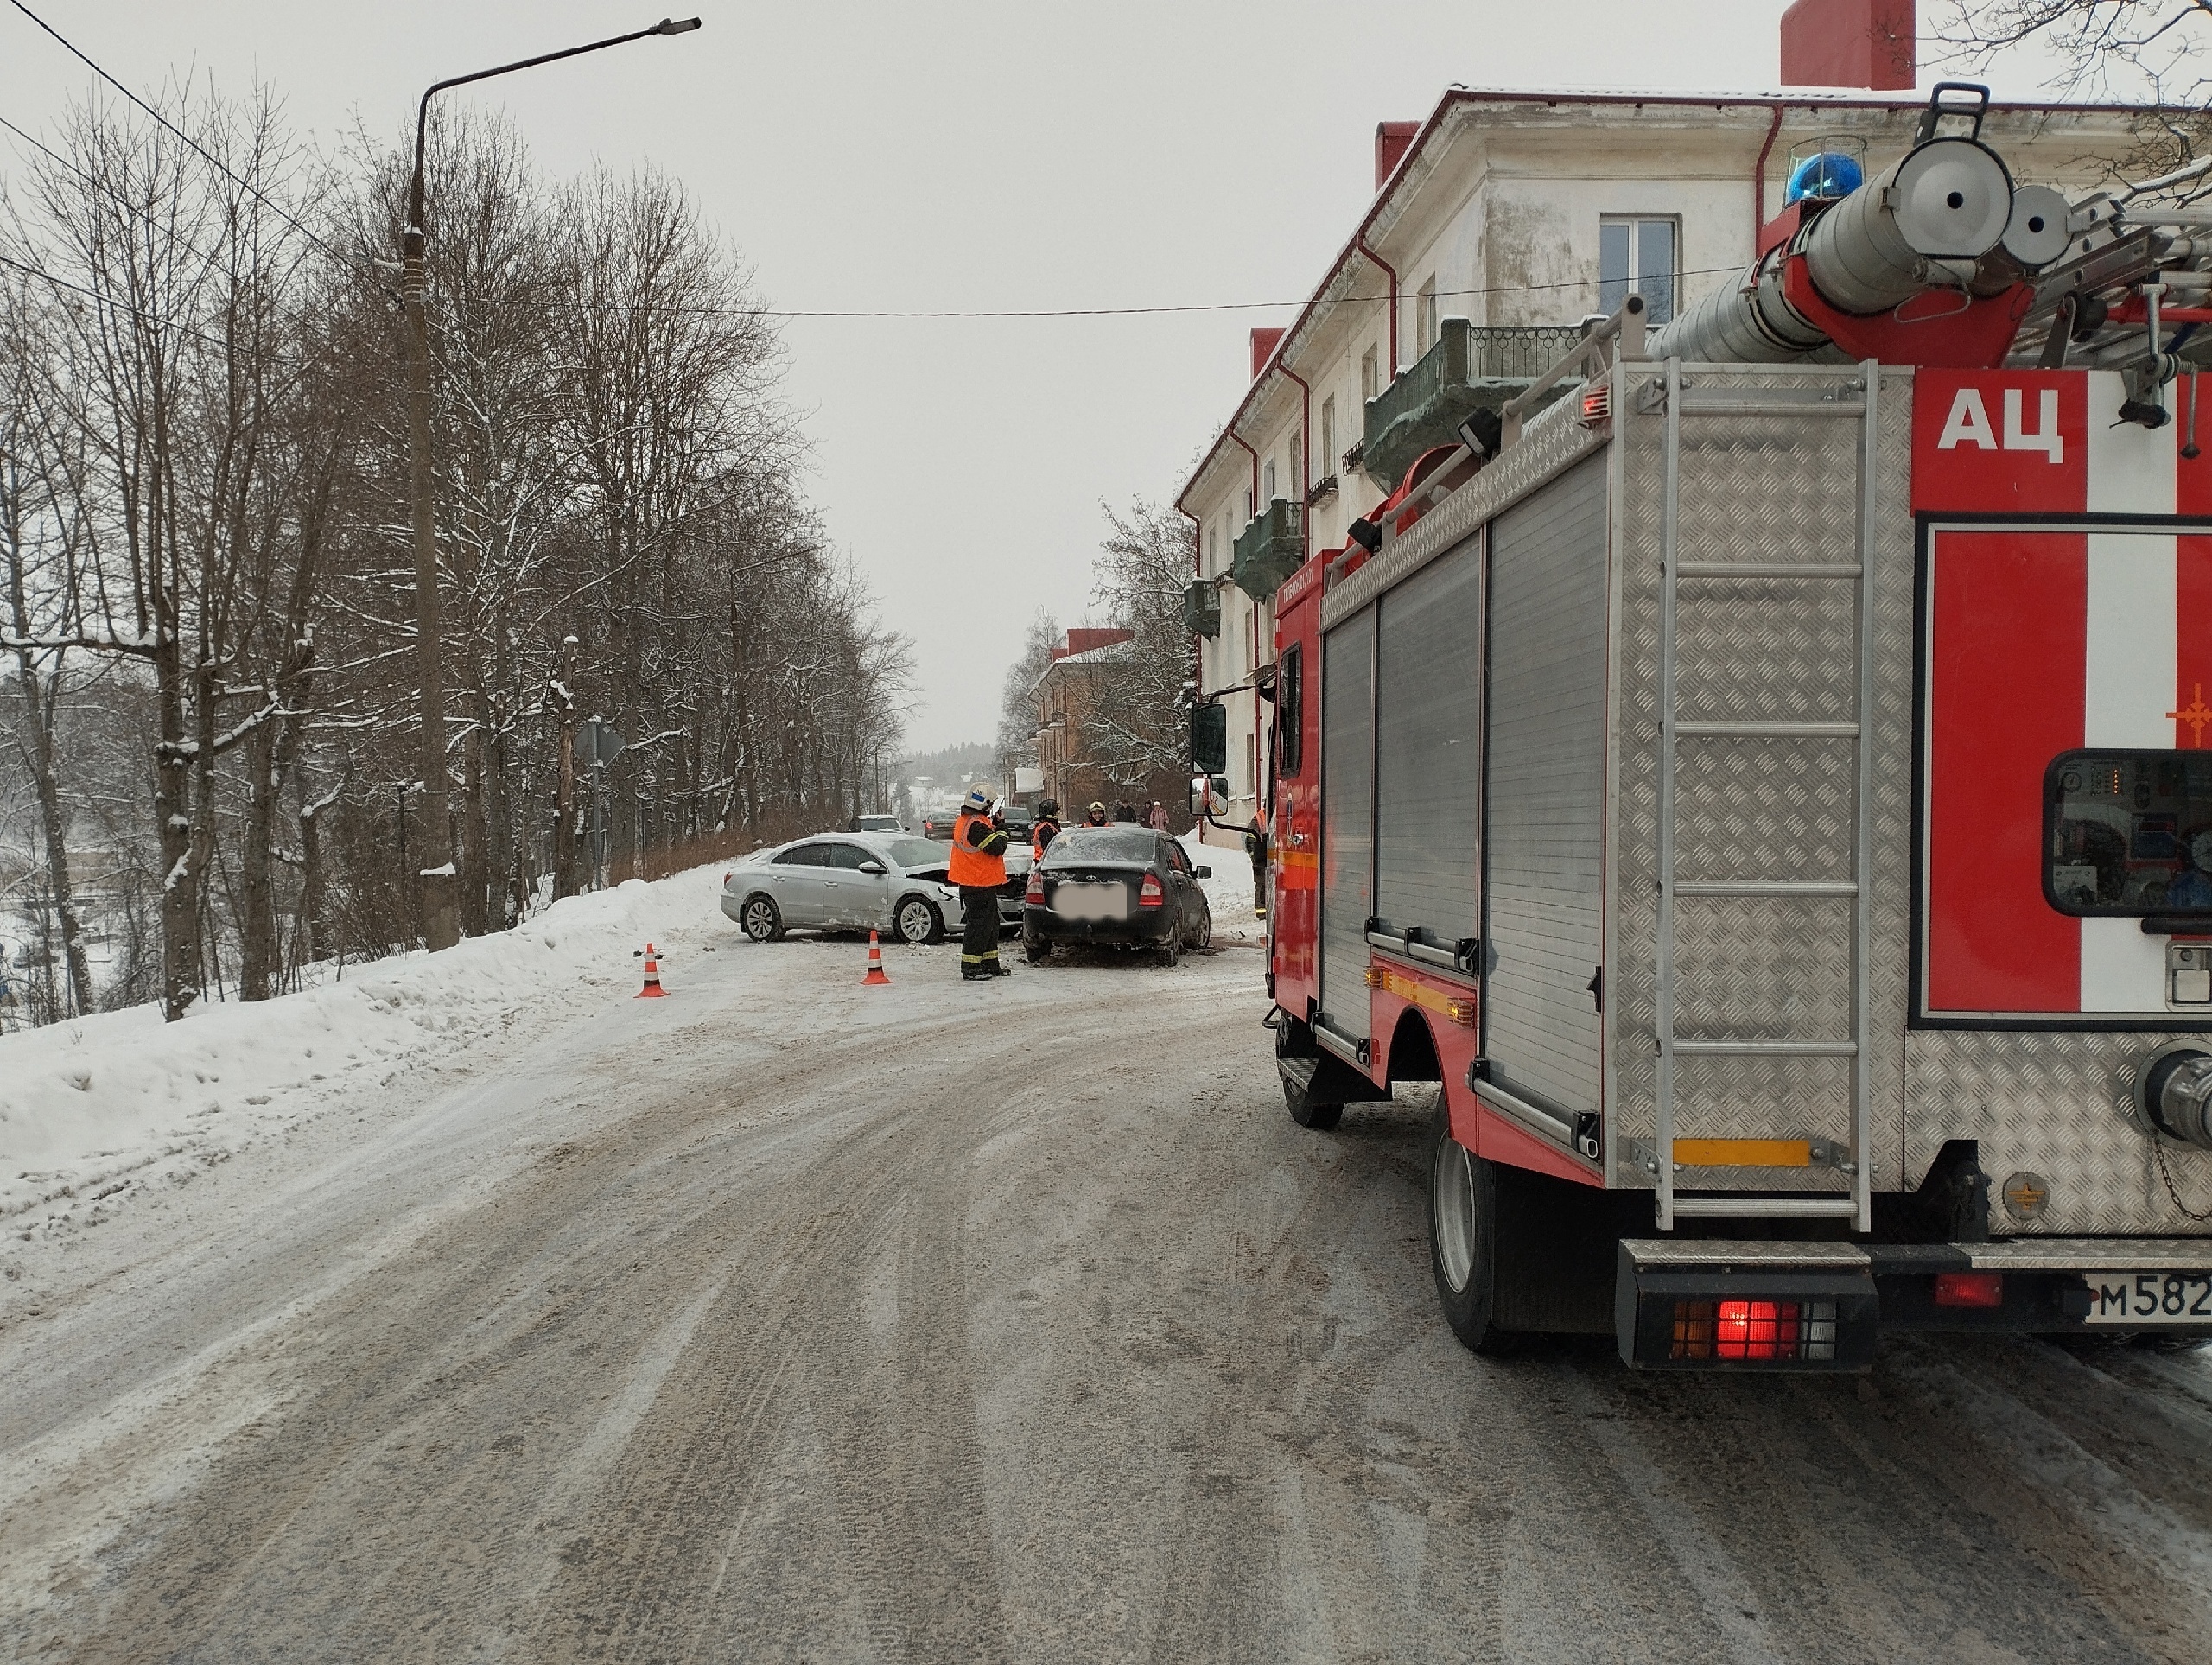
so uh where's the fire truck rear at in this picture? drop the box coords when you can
[1224,86,2212,1370]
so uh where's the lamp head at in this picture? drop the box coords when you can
[653,17,703,33]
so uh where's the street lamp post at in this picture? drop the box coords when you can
[402,16,700,950]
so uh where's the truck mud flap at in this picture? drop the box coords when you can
[1617,1241,1878,1372]
[1618,1237,2212,1371]
[1276,1052,1390,1109]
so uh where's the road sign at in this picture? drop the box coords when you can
[575,718,626,769]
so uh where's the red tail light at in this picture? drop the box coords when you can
[1026,869,1045,903]
[1139,873,1164,907]
[1934,1271,2003,1308]
[1671,1298,1838,1362]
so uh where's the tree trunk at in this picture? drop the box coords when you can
[4,669,94,1021]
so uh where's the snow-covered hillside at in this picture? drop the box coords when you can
[0,868,733,1228]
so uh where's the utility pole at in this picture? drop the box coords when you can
[553,633,579,900]
[398,217,457,950]
[401,16,701,950]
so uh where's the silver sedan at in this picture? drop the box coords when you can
[720,830,1027,946]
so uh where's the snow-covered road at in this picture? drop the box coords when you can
[4,860,2212,1661]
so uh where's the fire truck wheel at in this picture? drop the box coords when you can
[1429,1100,1514,1355]
[1284,1077,1342,1131]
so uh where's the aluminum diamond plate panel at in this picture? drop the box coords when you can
[1904,1028,2212,1233]
[1607,365,1915,1196]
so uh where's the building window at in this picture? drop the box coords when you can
[1320,396,1335,472]
[1599,216,1677,325]
[1361,345,1379,404]
[1416,276,1438,355]
[1261,458,1276,504]
[1287,427,1302,499]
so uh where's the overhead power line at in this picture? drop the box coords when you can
[0,250,324,368]
[6,0,357,273]
[735,271,1743,320]
[3,3,1733,327]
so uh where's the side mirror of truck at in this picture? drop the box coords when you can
[1192,701,1229,777]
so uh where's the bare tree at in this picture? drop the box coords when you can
[0,86,911,1026]
[1079,497,1196,794]
[996,610,1059,790]
[0,270,95,1014]
[1955,3,2212,131]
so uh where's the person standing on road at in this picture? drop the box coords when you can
[949,785,1012,980]
[1084,801,1108,828]
[1113,800,1138,823]
[1033,798,1062,860]
[1245,808,1269,918]
[1146,799,1170,831]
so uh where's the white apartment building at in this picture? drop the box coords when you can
[1179,33,2153,849]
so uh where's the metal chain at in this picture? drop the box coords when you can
[2154,1135,2212,1223]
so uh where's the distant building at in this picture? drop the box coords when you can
[1178,0,2153,846]
[1032,628,1186,823]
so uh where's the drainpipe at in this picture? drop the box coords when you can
[1278,364,1313,560]
[1357,232,1399,374]
[1183,505,1204,769]
[1229,429,1260,517]
[1753,101,1784,242]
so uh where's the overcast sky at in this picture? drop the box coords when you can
[1,2,2080,752]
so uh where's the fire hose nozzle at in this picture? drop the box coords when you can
[2139,1045,2212,1148]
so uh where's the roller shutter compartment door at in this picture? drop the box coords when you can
[1319,613,1376,1039]
[1484,458,1607,1119]
[1375,532,1483,950]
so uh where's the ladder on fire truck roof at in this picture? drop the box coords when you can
[1651,357,1878,1236]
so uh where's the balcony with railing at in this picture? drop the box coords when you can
[1232,499,1302,602]
[1361,318,1584,490]
[1183,578,1221,639]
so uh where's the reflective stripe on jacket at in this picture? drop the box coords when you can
[947,810,1008,887]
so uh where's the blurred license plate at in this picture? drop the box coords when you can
[2082,1271,2212,1325]
[1054,883,1126,921]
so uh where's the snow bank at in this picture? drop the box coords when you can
[1181,828,1265,948]
[0,868,728,1223]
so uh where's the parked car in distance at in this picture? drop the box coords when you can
[1021,827,1211,966]
[722,831,1025,945]
[846,813,906,833]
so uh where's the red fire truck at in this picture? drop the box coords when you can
[1220,92,2212,1370]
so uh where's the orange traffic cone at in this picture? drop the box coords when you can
[636,942,668,998]
[861,930,892,987]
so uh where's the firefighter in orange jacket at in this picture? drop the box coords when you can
[949,785,1012,980]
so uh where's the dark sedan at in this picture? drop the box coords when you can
[1021,827,1211,966]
